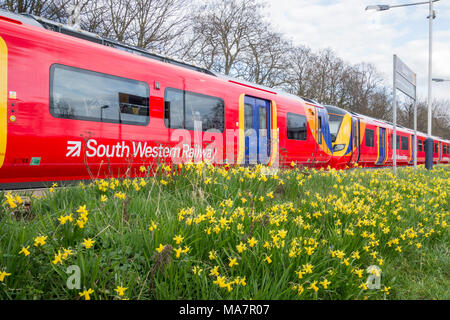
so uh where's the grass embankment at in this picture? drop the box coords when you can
[0,164,448,300]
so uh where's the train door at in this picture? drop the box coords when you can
[409,135,415,165]
[348,117,358,166]
[314,107,332,165]
[244,96,271,164]
[305,106,317,164]
[439,141,442,163]
[376,127,386,165]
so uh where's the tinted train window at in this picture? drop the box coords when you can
[365,129,374,147]
[434,143,438,153]
[244,103,253,136]
[418,140,423,152]
[164,88,224,132]
[287,113,307,140]
[390,134,400,149]
[401,136,409,150]
[50,64,149,125]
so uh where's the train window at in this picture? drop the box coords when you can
[434,143,438,153]
[287,113,307,140]
[401,136,409,150]
[244,103,253,136]
[365,129,374,147]
[418,140,423,152]
[50,64,149,125]
[390,134,400,149]
[164,89,184,129]
[164,88,224,132]
[328,114,343,142]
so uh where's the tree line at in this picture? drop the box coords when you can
[1,0,449,138]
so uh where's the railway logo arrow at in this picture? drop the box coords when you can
[66,141,82,157]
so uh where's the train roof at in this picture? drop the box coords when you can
[0,9,215,76]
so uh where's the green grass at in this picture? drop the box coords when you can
[0,164,448,300]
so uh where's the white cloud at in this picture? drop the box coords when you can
[265,0,450,101]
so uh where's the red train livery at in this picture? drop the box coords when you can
[0,11,449,188]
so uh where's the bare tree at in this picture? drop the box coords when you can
[181,0,267,76]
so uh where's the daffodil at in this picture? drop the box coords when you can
[228,257,238,268]
[247,237,258,248]
[82,238,95,249]
[0,270,11,282]
[19,246,31,256]
[79,288,94,300]
[319,279,331,289]
[115,286,127,297]
[173,235,184,245]
[34,236,47,247]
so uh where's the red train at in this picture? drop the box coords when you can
[0,11,449,188]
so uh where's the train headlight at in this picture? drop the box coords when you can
[333,144,345,152]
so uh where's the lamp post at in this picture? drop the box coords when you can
[366,0,440,170]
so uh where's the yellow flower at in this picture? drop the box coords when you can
[49,183,57,193]
[228,257,238,268]
[82,238,95,249]
[58,214,74,225]
[296,284,304,295]
[236,242,247,253]
[351,251,360,260]
[148,221,158,231]
[210,266,220,277]
[62,248,73,260]
[14,195,23,205]
[182,246,190,254]
[156,244,165,253]
[52,251,63,265]
[76,219,86,229]
[114,192,126,200]
[382,286,391,295]
[247,237,258,248]
[19,246,31,256]
[139,166,147,172]
[308,281,319,292]
[192,266,203,275]
[76,205,88,215]
[173,235,184,245]
[115,286,127,296]
[79,288,94,300]
[34,236,47,247]
[302,263,313,274]
[209,250,217,260]
[0,270,11,282]
[264,255,272,264]
[100,195,108,202]
[174,247,183,258]
[319,279,331,289]
[278,229,287,239]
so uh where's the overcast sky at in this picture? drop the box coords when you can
[265,0,450,102]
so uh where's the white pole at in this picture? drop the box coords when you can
[414,97,417,169]
[393,55,397,174]
[427,0,433,137]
